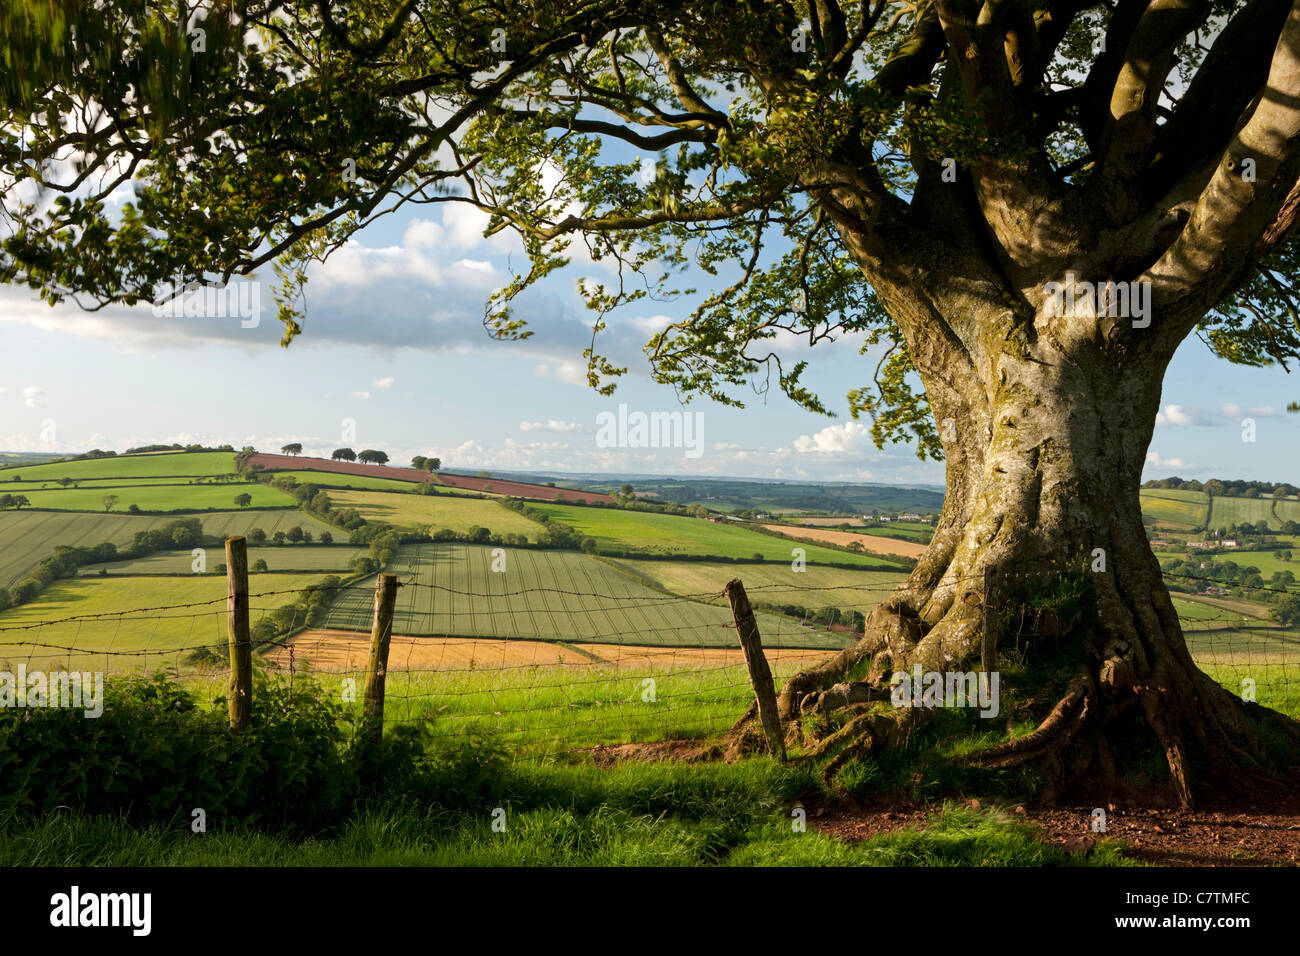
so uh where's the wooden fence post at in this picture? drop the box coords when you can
[982,566,999,675]
[361,574,399,767]
[225,536,252,733]
[724,578,786,761]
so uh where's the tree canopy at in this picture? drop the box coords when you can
[5,0,1300,461]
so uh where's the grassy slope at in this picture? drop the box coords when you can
[9,482,292,512]
[0,573,329,672]
[1208,494,1295,530]
[0,476,202,491]
[605,558,907,617]
[79,544,365,575]
[1139,489,1210,528]
[321,543,847,649]
[328,489,537,535]
[0,451,235,481]
[528,503,905,567]
[0,509,334,589]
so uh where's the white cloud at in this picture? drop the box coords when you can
[1146,451,1189,469]
[793,420,872,454]
[534,360,587,387]
[520,420,582,433]
[1155,405,1203,427]
[350,391,371,400]
[371,376,395,389]
[1220,402,1280,421]
[22,386,46,408]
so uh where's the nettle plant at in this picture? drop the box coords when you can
[4,0,1300,804]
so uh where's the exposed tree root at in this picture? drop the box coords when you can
[722,569,1300,808]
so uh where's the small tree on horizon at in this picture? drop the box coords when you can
[331,448,356,462]
[280,443,303,456]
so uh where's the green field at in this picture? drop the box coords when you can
[320,544,848,650]
[0,573,329,672]
[0,451,235,482]
[0,509,334,589]
[0,476,213,491]
[1206,494,1295,530]
[268,469,425,492]
[604,558,907,618]
[78,544,366,576]
[328,489,540,536]
[1275,499,1300,525]
[1139,489,1210,528]
[1184,624,1300,715]
[527,503,906,567]
[1199,549,1299,578]
[5,482,293,512]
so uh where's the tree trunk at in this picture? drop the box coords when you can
[751,292,1300,807]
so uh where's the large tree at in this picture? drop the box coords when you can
[5,0,1300,804]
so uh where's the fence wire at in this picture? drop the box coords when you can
[0,546,1296,758]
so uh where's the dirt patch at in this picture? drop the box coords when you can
[794,517,867,527]
[268,629,833,672]
[585,739,719,766]
[810,796,1300,866]
[764,525,929,558]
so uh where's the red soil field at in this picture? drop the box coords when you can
[247,453,615,504]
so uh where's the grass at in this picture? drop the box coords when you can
[0,451,236,482]
[0,509,335,589]
[0,573,331,672]
[318,543,848,649]
[0,510,181,589]
[1139,489,1210,528]
[78,543,365,576]
[1208,494,1289,530]
[527,502,905,566]
[282,661,781,754]
[0,476,205,491]
[1211,549,1299,577]
[327,490,538,535]
[604,557,907,618]
[7,482,294,512]
[0,771,1129,866]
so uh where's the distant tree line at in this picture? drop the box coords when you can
[1143,477,1300,498]
[124,443,236,454]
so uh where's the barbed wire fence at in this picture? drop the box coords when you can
[0,538,1296,764]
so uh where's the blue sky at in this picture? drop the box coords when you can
[0,195,1297,486]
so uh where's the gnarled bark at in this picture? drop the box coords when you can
[732,292,1300,806]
